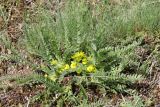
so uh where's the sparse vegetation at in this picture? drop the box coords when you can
[0,0,160,106]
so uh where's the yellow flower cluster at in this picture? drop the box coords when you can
[71,51,87,62]
[47,51,96,81]
[87,65,96,73]
[64,64,70,70]
[71,51,96,73]
[50,59,58,65]
[70,61,77,69]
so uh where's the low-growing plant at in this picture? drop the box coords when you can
[22,0,160,106]
[120,94,144,107]
[43,51,96,81]
[0,0,160,106]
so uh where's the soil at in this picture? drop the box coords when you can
[0,0,160,106]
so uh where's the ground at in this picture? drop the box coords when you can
[0,0,160,107]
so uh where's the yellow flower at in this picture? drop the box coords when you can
[51,59,58,65]
[44,74,48,78]
[64,64,70,70]
[60,64,70,72]
[79,51,86,57]
[70,61,77,69]
[72,51,86,62]
[82,58,88,64]
[87,65,96,73]
[49,74,57,81]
